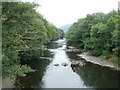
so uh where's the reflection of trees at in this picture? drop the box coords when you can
[75,63,120,88]
[15,58,51,88]
[42,50,54,58]
[66,51,83,61]
[46,42,62,49]
[66,50,120,88]
[19,49,54,62]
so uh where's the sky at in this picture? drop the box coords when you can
[21,0,120,27]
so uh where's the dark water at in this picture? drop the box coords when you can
[15,39,120,88]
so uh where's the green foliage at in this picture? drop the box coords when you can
[2,2,64,78]
[66,10,120,65]
[111,30,120,56]
[2,51,35,77]
[99,51,111,59]
[112,57,120,66]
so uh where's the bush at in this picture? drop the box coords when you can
[101,50,111,59]
[112,57,120,66]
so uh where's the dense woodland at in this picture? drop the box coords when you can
[2,2,64,78]
[66,10,120,66]
[2,1,120,79]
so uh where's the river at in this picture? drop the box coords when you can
[3,39,120,88]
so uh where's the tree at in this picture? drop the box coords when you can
[66,10,120,65]
[2,2,64,78]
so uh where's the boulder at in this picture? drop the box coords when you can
[61,62,68,66]
[71,61,85,67]
[54,64,59,66]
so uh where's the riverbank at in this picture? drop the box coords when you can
[77,52,120,71]
[2,77,15,88]
[66,46,120,71]
[2,39,120,88]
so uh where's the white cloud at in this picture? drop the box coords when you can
[21,0,119,27]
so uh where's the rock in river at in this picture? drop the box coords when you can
[61,62,68,66]
[54,64,59,66]
[71,61,85,67]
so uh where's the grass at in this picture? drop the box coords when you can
[99,54,120,66]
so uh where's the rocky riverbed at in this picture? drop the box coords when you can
[66,46,120,71]
[77,52,120,71]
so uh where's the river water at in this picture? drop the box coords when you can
[8,39,120,88]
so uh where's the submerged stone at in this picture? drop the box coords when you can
[61,62,68,66]
[54,64,59,66]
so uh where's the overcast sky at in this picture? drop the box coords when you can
[21,0,120,27]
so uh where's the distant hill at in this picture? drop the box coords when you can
[59,24,72,32]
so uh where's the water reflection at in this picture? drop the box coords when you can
[15,60,51,88]
[66,52,120,88]
[15,39,120,88]
[41,39,87,88]
[66,51,82,60]
[46,42,62,49]
[15,51,52,88]
[75,63,120,88]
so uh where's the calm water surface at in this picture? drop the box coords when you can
[15,39,120,88]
